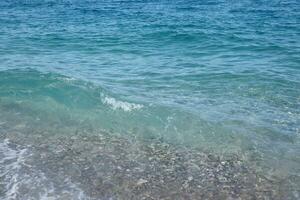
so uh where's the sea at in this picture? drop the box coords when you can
[0,0,299,199]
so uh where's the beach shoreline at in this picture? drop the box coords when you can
[1,126,299,199]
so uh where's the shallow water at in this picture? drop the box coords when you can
[0,0,300,199]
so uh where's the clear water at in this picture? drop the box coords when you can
[0,0,300,199]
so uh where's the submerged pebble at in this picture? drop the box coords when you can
[0,127,299,200]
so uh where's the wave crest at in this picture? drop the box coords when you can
[102,96,143,112]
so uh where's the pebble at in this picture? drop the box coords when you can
[137,179,148,186]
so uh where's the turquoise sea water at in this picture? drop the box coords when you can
[0,0,300,199]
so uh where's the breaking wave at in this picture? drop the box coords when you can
[102,96,143,112]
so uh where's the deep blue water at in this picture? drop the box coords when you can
[0,0,300,199]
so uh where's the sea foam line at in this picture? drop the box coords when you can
[102,96,143,112]
[0,139,28,200]
[0,139,87,200]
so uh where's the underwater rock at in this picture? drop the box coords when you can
[137,179,148,186]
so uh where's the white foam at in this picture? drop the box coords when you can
[60,76,77,82]
[0,139,28,200]
[0,139,87,200]
[102,96,143,112]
